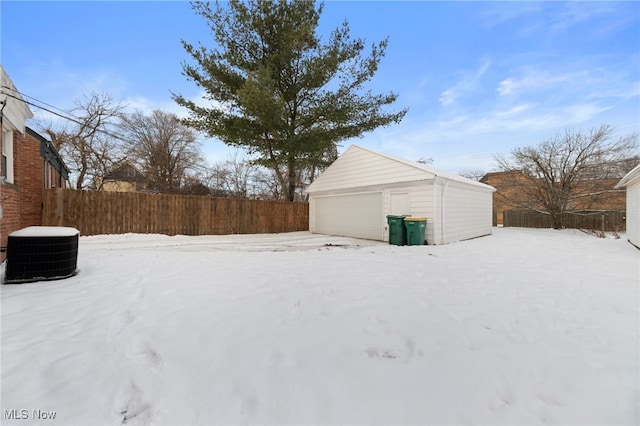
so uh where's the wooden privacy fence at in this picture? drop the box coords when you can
[43,189,309,236]
[503,209,626,232]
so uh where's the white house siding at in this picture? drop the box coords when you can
[0,67,33,133]
[627,182,640,248]
[1,66,33,185]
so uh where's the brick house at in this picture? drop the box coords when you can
[481,170,626,226]
[1,66,70,260]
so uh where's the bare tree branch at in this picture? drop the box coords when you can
[40,91,126,189]
[495,125,638,228]
[119,109,204,194]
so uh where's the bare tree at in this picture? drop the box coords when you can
[119,110,204,194]
[206,151,280,199]
[417,157,434,165]
[459,169,487,181]
[42,92,125,189]
[495,125,638,229]
[180,176,212,195]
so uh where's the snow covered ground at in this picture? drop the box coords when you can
[1,227,638,425]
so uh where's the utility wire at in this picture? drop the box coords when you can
[1,85,84,122]
[0,88,214,174]
[0,89,133,144]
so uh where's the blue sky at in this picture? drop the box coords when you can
[2,1,639,174]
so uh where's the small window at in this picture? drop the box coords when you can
[1,130,13,183]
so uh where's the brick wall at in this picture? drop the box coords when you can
[15,131,45,228]
[482,171,532,225]
[482,171,626,225]
[0,185,20,261]
[1,130,49,261]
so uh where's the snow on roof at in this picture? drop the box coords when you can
[614,163,640,188]
[10,226,79,237]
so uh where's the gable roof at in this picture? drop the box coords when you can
[307,145,495,193]
[615,164,640,189]
[104,161,147,183]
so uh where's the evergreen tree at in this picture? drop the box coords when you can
[174,0,407,201]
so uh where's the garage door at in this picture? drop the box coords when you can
[312,192,383,240]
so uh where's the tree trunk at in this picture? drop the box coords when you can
[550,211,563,229]
[286,159,297,202]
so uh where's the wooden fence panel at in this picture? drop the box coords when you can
[42,189,309,236]
[503,209,626,232]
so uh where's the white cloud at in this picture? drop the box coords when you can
[496,64,640,111]
[359,95,619,174]
[439,59,491,106]
[496,78,516,96]
[561,103,612,124]
[480,3,544,29]
[549,2,618,35]
[496,69,574,97]
[586,80,640,100]
[438,88,456,106]
[494,104,533,118]
[483,1,627,40]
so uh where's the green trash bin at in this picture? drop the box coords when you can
[404,217,427,246]
[386,215,409,246]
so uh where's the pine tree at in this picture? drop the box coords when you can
[174,0,407,201]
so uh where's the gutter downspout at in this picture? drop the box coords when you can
[435,175,449,245]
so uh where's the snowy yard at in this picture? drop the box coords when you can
[1,227,638,425]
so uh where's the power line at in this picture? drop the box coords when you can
[0,88,132,144]
[1,90,86,127]
[0,88,214,176]
[1,85,84,122]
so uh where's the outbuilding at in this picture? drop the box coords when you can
[306,145,495,245]
[615,164,640,249]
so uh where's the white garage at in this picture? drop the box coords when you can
[306,145,496,245]
[615,164,640,249]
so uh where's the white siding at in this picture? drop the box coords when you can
[627,182,640,248]
[379,182,435,243]
[430,179,493,245]
[307,146,434,193]
[0,66,33,132]
[406,184,435,244]
[307,145,495,244]
[615,165,640,249]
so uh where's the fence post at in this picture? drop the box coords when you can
[55,188,64,227]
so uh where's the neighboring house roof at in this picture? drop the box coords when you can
[103,162,147,183]
[615,164,640,189]
[480,170,525,181]
[307,144,495,193]
[25,127,70,180]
